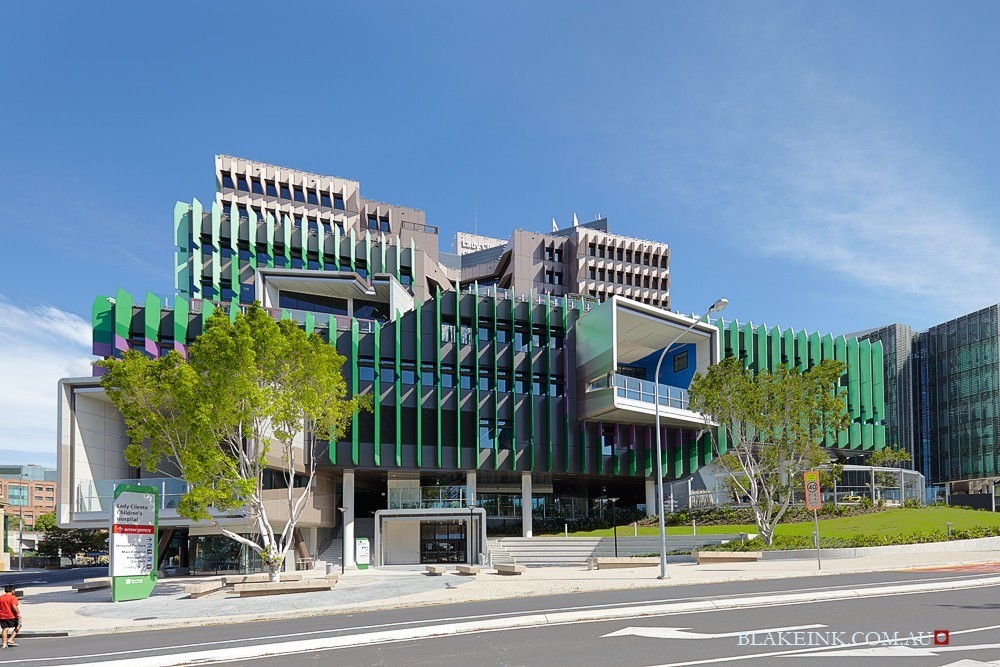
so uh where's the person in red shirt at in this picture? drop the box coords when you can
[0,585,19,649]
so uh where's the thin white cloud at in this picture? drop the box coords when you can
[0,296,92,463]
[747,85,1000,313]
[630,14,1000,320]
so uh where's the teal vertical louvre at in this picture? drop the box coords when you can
[394,316,402,467]
[373,321,382,467]
[415,295,423,468]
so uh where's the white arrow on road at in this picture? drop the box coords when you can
[791,642,1000,658]
[603,624,827,640]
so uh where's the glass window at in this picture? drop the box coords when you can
[307,189,319,205]
[421,368,435,386]
[497,420,513,449]
[280,183,292,199]
[320,193,332,207]
[587,243,596,257]
[479,420,494,449]
[293,186,305,203]
[514,330,529,351]
[237,177,249,192]
[7,484,27,507]
[441,365,455,388]
[588,267,596,280]
[479,370,492,391]
[334,194,346,210]
[497,374,511,393]
[379,218,390,232]
[460,370,473,390]
[359,362,375,382]
[368,215,379,229]
[478,326,491,342]
[251,178,264,195]
[221,172,235,189]
[497,326,511,344]
[380,365,395,383]
[598,245,605,259]
[401,365,416,385]
[265,180,278,197]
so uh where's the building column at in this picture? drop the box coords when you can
[342,470,355,568]
[466,470,477,506]
[645,479,656,517]
[521,472,533,538]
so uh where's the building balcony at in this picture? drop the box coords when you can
[579,373,712,428]
[387,485,471,510]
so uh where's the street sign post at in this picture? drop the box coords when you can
[110,483,158,602]
[355,537,370,570]
[803,470,822,570]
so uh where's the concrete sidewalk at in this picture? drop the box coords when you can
[17,548,1000,637]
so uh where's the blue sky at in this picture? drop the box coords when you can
[3,2,1000,466]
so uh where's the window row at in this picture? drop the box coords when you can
[221,171,346,209]
[586,242,668,268]
[357,360,566,396]
[442,322,565,350]
[221,205,346,235]
[542,245,564,262]
[587,288,667,308]
[367,214,391,232]
[587,267,666,290]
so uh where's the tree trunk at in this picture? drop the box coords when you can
[268,562,281,583]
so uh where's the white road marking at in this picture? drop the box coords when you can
[646,624,1000,666]
[793,643,1000,658]
[21,580,1000,665]
[603,624,826,640]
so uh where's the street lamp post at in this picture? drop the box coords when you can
[336,506,348,575]
[609,497,619,558]
[653,298,728,580]
[18,473,25,571]
[467,503,477,565]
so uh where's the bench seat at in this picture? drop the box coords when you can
[233,580,334,597]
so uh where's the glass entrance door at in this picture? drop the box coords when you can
[420,521,467,563]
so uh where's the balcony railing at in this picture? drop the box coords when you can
[461,284,598,313]
[388,485,470,510]
[589,373,691,411]
[75,478,190,514]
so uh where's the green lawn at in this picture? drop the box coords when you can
[545,506,1000,539]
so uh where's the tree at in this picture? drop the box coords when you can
[6,514,20,531]
[37,527,107,560]
[99,303,369,581]
[34,512,57,531]
[689,357,850,545]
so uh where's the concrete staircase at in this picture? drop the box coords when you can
[486,539,516,566]
[316,539,343,569]
[486,535,745,565]
[314,518,375,570]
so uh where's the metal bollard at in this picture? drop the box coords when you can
[692,519,697,535]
